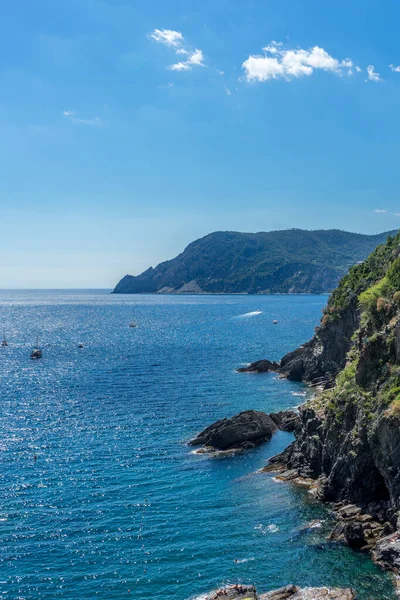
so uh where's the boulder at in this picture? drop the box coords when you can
[343,521,366,549]
[237,359,280,373]
[189,410,278,451]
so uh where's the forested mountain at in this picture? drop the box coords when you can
[113,229,397,294]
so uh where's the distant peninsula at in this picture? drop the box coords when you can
[113,229,397,295]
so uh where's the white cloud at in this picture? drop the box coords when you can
[149,29,183,48]
[366,65,382,82]
[150,29,206,72]
[187,49,204,67]
[390,64,400,73]
[169,48,205,71]
[62,110,104,126]
[242,42,355,82]
[374,209,388,213]
[225,87,232,96]
[394,213,400,216]
[169,61,191,71]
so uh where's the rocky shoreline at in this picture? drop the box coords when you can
[190,234,400,599]
[201,584,356,600]
[236,234,400,579]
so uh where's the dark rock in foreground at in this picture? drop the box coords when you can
[189,410,278,451]
[202,584,355,600]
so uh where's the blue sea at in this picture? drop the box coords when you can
[0,291,396,600]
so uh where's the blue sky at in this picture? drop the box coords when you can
[1,0,400,287]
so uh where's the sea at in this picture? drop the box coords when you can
[0,290,396,600]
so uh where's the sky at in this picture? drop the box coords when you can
[1,0,400,287]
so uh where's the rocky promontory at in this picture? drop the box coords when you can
[113,229,396,295]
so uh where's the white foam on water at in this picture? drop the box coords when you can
[254,523,279,534]
[234,310,263,318]
[235,557,255,564]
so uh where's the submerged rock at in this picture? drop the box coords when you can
[189,410,278,451]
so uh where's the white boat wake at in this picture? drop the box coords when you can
[235,310,263,318]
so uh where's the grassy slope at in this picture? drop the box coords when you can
[314,230,400,420]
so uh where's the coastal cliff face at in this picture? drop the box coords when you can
[261,232,400,568]
[278,301,358,385]
[113,229,396,295]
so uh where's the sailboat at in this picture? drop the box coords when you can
[30,336,43,359]
[1,331,8,347]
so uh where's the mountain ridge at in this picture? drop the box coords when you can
[113,228,398,295]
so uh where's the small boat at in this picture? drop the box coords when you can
[1,331,8,347]
[129,309,137,328]
[272,320,278,325]
[31,337,43,359]
[78,343,84,349]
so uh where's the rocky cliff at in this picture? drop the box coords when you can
[256,232,400,570]
[113,229,396,295]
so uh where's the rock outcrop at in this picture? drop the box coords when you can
[237,359,280,374]
[189,410,278,451]
[201,585,355,600]
[189,409,302,452]
[260,232,400,572]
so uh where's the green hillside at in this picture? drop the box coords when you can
[113,229,397,294]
